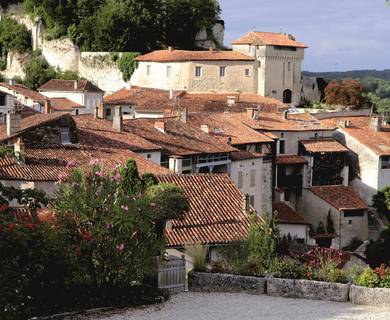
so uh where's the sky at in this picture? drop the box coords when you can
[219,0,390,72]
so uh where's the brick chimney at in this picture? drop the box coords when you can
[14,138,25,164]
[112,106,123,132]
[44,99,51,114]
[6,111,21,137]
[154,121,165,133]
[242,193,250,215]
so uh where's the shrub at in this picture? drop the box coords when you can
[315,261,348,283]
[23,56,57,90]
[267,258,308,280]
[357,267,380,288]
[187,244,207,272]
[0,17,31,55]
[117,52,140,82]
[366,227,390,267]
[324,79,365,109]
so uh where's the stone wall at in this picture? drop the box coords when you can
[188,272,265,294]
[195,21,225,49]
[42,38,80,72]
[350,285,390,307]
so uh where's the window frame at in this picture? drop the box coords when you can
[250,169,256,187]
[219,66,226,77]
[166,65,172,78]
[60,127,71,145]
[146,64,151,76]
[238,171,244,189]
[195,66,202,77]
[245,68,251,77]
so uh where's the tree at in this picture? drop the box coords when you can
[117,52,140,82]
[0,17,31,56]
[54,159,188,286]
[324,79,365,109]
[23,56,57,90]
[373,186,390,218]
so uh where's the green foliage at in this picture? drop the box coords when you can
[316,221,326,234]
[0,16,31,56]
[366,227,390,267]
[315,261,348,283]
[23,0,221,52]
[267,258,308,280]
[186,244,207,272]
[357,267,381,288]
[117,52,140,82]
[23,56,57,90]
[373,186,390,216]
[0,182,48,210]
[0,145,13,158]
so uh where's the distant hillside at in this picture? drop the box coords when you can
[303,70,390,81]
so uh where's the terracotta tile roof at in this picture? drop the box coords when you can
[38,80,103,93]
[73,114,161,152]
[245,111,335,132]
[104,87,284,113]
[232,31,307,48]
[300,139,348,153]
[320,116,390,156]
[0,146,169,182]
[273,202,310,225]
[275,154,307,165]
[0,82,48,105]
[135,49,254,62]
[230,151,262,161]
[187,112,275,146]
[0,112,68,142]
[157,174,256,247]
[308,186,368,211]
[123,117,236,157]
[49,98,84,111]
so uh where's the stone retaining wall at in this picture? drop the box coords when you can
[188,272,265,295]
[267,278,349,302]
[350,285,390,307]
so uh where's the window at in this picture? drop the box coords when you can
[245,68,251,77]
[288,62,291,72]
[105,108,111,117]
[0,93,6,106]
[219,66,226,77]
[146,65,151,76]
[238,171,243,188]
[249,195,255,206]
[381,156,390,169]
[250,169,256,187]
[272,90,277,95]
[146,154,152,159]
[195,66,202,77]
[166,66,171,78]
[75,109,79,115]
[274,46,297,51]
[255,144,262,153]
[279,140,285,154]
[60,127,71,145]
[182,158,192,168]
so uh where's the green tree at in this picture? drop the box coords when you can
[117,52,140,82]
[22,56,57,90]
[0,17,31,56]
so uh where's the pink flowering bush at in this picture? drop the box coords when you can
[54,159,189,287]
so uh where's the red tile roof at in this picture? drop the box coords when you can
[0,146,169,182]
[308,186,368,211]
[73,114,161,152]
[187,112,275,146]
[49,98,84,111]
[232,31,307,48]
[0,112,68,142]
[38,80,103,93]
[273,202,310,225]
[230,151,262,161]
[276,154,307,165]
[157,174,256,247]
[135,49,254,62]
[104,87,284,113]
[0,82,48,105]
[300,139,348,153]
[320,116,390,156]
[123,117,236,157]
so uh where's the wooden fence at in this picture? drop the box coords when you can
[158,255,186,292]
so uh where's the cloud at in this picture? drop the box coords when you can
[219,0,390,71]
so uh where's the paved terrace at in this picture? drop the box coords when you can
[89,292,390,320]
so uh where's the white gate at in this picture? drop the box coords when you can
[158,255,186,292]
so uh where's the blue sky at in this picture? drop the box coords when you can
[219,0,390,72]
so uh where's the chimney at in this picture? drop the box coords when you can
[242,193,250,215]
[227,96,236,107]
[8,79,15,85]
[94,106,99,119]
[370,117,381,132]
[44,99,51,114]
[112,105,123,132]
[14,138,25,164]
[200,124,209,134]
[169,89,174,100]
[209,47,214,53]
[180,107,187,123]
[154,121,165,133]
[73,80,78,90]
[246,108,255,120]
[168,46,173,52]
[6,112,21,137]
[227,136,232,145]
[337,119,351,128]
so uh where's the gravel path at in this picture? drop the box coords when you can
[88,292,390,320]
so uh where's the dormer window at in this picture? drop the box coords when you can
[60,127,71,145]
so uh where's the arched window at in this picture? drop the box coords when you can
[283,89,292,104]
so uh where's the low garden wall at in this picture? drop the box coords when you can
[189,272,390,306]
[350,285,390,307]
[267,278,349,302]
[188,272,265,295]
